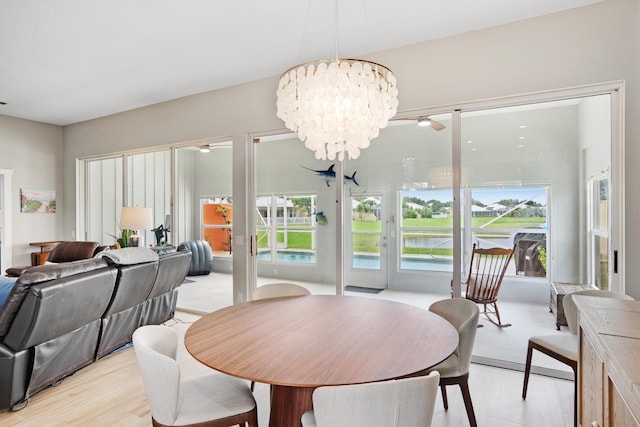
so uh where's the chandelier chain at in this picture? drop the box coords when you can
[334,0,339,59]
[276,1,399,161]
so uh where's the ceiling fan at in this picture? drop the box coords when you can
[392,116,446,131]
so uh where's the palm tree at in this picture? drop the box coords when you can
[354,199,378,220]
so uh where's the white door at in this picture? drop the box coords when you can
[345,191,387,290]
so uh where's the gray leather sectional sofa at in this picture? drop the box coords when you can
[0,246,191,412]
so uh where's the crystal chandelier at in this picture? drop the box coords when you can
[276,58,399,161]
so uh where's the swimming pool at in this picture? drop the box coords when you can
[257,250,316,263]
[257,251,453,271]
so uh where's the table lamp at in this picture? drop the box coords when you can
[120,206,153,247]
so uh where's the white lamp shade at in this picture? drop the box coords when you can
[120,207,153,230]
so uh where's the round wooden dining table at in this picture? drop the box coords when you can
[184,294,458,427]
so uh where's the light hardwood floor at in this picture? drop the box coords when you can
[0,310,574,427]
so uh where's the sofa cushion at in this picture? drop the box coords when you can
[147,250,191,299]
[96,247,159,265]
[4,268,117,351]
[0,258,109,337]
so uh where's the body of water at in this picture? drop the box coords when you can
[257,250,452,271]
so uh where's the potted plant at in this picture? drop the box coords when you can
[107,229,133,248]
[216,204,229,217]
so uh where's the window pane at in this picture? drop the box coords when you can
[201,198,232,256]
[594,235,609,290]
[400,189,453,272]
[255,193,317,264]
[597,178,608,231]
[351,195,382,270]
[126,151,171,247]
[400,229,454,271]
[470,186,548,277]
[590,175,610,288]
[86,157,123,245]
[352,196,382,231]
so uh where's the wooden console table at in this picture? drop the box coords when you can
[549,282,589,330]
[29,241,60,265]
[575,296,640,426]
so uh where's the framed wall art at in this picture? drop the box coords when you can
[21,188,56,213]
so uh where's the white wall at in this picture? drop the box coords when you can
[0,115,64,267]
[57,0,639,298]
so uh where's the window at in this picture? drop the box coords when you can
[467,186,548,278]
[201,197,233,257]
[85,156,123,245]
[351,195,383,270]
[589,175,609,289]
[256,194,317,264]
[399,189,454,272]
[398,186,548,277]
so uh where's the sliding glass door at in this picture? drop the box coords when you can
[459,95,613,290]
[81,141,233,260]
[173,141,233,258]
[249,90,618,295]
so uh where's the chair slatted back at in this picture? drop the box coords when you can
[465,244,515,304]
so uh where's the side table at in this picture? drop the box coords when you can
[549,282,589,330]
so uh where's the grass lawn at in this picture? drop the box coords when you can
[257,216,546,253]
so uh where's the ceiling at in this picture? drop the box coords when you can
[0,0,601,126]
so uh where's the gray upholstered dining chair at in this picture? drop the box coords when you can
[132,325,257,427]
[522,289,633,427]
[300,372,440,427]
[426,298,479,427]
[253,282,311,300]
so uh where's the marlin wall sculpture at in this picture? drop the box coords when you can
[302,164,359,187]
